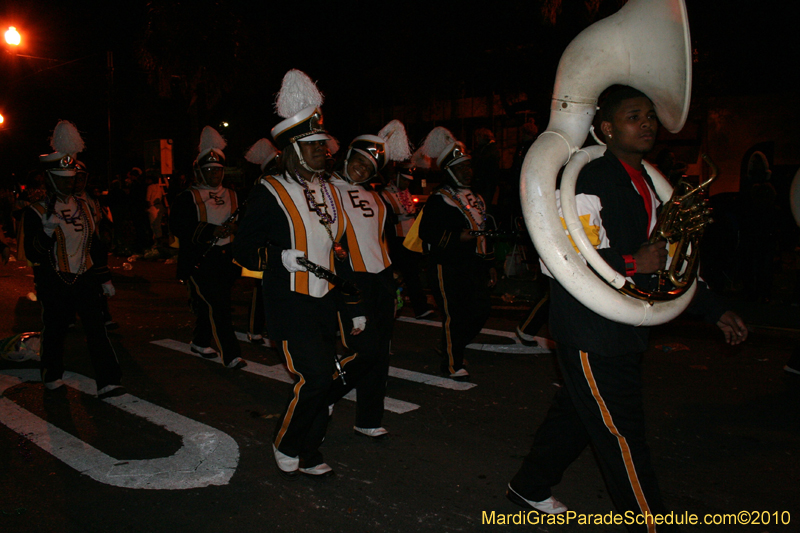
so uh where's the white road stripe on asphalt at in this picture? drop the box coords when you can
[151,339,420,414]
[387,367,475,391]
[0,369,239,490]
[396,316,554,353]
[235,332,476,391]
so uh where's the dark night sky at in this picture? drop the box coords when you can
[1,0,797,183]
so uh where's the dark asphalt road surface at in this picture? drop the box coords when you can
[1,256,798,532]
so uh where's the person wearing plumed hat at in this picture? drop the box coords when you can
[325,120,411,439]
[22,120,123,398]
[241,138,281,345]
[234,70,364,478]
[170,126,245,369]
[416,127,497,380]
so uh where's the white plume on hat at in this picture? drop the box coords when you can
[327,136,340,155]
[419,127,456,161]
[198,126,227,155]
[275,70,324,119]
[378,120,411,162]
[245,138,279,169]
[50,120,85,155]
[410,146,433,169]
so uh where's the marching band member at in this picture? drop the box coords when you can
[380,164,433,319]
[416,127,497,379]
[327,120,411,439]
[23,121,123,397]
[234,70,363,478]
[507,87,748,524]
[170,126,245,369]
[241,138,281,345]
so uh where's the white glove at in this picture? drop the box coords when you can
[351,316,366,332]
[42,216,60,238]
[102,281,116,297]
[281,249,308,273]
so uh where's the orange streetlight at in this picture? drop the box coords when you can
[0,113,5,125]
[4,26,21,46]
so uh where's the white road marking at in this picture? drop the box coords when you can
[0,369,239,490]
[387,367,475,391]
[236,331,476,391]
[396,316,553,353]
[151,339,420,414]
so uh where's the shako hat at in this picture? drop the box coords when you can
[245,138,280,171]
[418,127,470,170]
[195,126,227,168]
[271,70,330,150]
[348,120,411,173]
[39,120,85,177]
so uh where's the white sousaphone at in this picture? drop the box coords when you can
[789,166,800,228]
[521,0,694,327]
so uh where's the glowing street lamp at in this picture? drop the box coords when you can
[4,26,21,46]
[0,113,5,125]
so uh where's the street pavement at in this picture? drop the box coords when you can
[1,256,798,532]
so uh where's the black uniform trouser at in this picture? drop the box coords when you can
[510,346,677,533]
[429,261,491,373]
[388,236,428,316]
[518,290,550,337]
[37,269,122,391]
[187,247,241,365]
[268,290,338,468]
[327,270,396,428]
[248,281,265,336]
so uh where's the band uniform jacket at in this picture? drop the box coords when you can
[547,151,727,356]
[170,185,238,281]
[22,195,111,285]
[233,173,361,299]
[418,186,494,268]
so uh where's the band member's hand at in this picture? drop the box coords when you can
[459,229,476,242]
[213,223,235,239]
[351,316,367,335]
[281,249,308,273]
[102,281,116,298]
[42,217,60,238]
[633,240,668,274]
[488,267,498,288]
[717,311,748,345]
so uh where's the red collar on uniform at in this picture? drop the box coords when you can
[620,159,653,235]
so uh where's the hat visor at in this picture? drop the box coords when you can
[299,133,331,143]
[48,169,77,177]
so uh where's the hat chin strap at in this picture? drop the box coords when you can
[47,172,72,199]
[342,148,374,184]
[292,142,323,175]
[194,163,226,190]
[193,165,211,189]
[446,167,468,189]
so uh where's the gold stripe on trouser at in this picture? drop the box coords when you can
[520,293,549,332]
[333,313,357,380]
[436,264,455,373]
[579,351,655,533]
[249,287,258,334]
[274,340,306,449]
[188,277,225,360]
